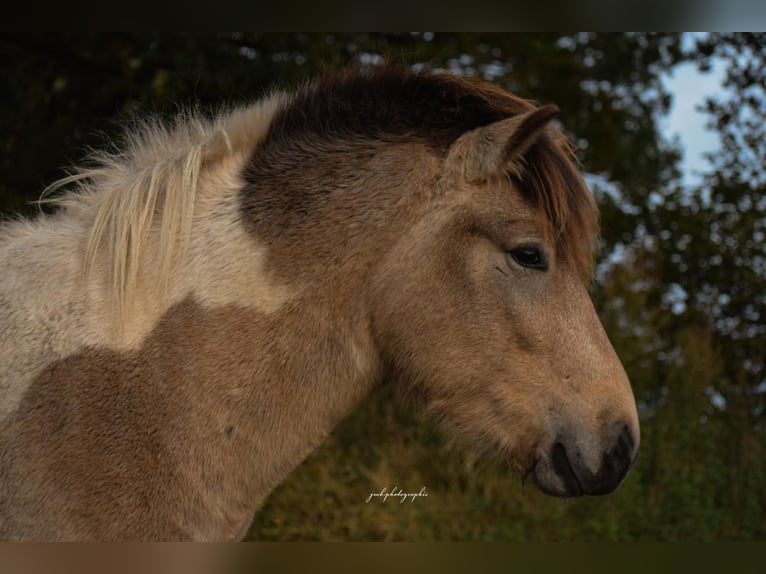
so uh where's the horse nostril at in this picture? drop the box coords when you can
[614,424,638,465]
[585,424,637,495]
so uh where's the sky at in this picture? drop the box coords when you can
[659,39,728,187]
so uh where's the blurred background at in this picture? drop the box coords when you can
[1,33,764,541]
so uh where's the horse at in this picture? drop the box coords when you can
[0,66,640,541]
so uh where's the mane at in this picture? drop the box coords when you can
[246,66,598,279]
[38,96,284,327]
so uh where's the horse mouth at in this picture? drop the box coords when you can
[550,441,584,496]
[531,441,584,497]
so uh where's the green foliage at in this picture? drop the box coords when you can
[2,33,763,540]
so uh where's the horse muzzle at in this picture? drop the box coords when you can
[533,423,639,497]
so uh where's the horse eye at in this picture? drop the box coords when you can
[508,245,548,271]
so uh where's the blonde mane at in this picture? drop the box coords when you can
[39,96,285,329]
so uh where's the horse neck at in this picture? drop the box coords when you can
[145,163,400,536]
[158,290,383,538]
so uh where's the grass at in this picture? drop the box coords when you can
[246,386,644,542]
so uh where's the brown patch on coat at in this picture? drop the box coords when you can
[0,296,382,541]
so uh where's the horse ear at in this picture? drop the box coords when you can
[462,104,560,183]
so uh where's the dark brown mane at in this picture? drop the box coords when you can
[255,66,530,153]
[244,66,597,279]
